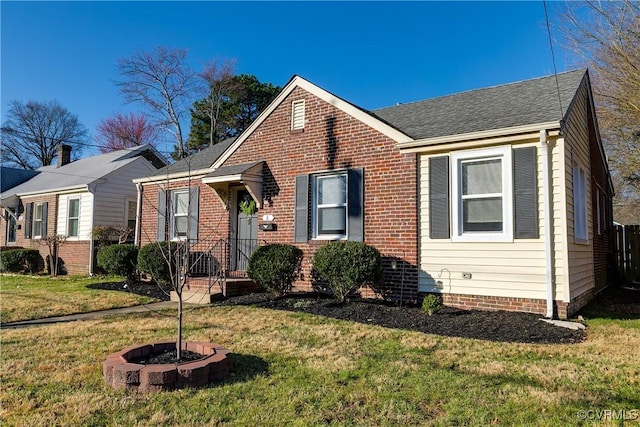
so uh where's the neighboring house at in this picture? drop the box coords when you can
[0,144,167,274]
[1,167,40,193]
[135,69,612,319]
[1,167,40,246]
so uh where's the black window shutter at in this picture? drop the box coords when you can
[157,189,166,242]
[188,186,199,242]
[41,202,48,237]
[25,202,33,239]
[513,146,539,239]
[347,168,364,242]
[429,156,450,239]
[294,175,309,243]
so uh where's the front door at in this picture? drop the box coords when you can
[232,189,258,271]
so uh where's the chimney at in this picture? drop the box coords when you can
[57,144,72,167]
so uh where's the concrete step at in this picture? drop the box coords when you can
[170,278,264,304]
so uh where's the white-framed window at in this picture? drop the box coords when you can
[451,147,513,242]
[171,190,190,240]
[312,172,348,239]
[291,100,305,130]
[126,199,137,237]
[33,203,44,238]
[6,210,17,243]
[67,198,80,237]
[573,164,588,242]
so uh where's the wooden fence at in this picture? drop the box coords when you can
[612,224,640,284]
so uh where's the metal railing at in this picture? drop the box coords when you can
[178,238,262,279]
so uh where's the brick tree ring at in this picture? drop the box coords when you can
[103,341,231,393]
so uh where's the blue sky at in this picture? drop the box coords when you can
[1,1,575,157]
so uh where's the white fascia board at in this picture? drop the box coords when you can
[12,185,87,198]
[397,121,561,152]
[211,76,414,169]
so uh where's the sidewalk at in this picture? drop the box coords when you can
[0,301,177,329]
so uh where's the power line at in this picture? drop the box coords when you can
[543,0,565,119]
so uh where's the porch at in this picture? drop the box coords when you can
[170,238,264,304]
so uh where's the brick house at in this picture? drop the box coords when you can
[0,145,167,275]
[134,70,613,319]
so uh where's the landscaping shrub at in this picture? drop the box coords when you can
[137,242,179,286]
[247,244,303,296]
[0,248,40,273]
[421,294,442,316]
[97,244,139,283]
[312,241,382,303]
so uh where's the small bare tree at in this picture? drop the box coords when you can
[39,235,67,277]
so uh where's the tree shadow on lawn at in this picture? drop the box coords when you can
[224,353,270,384]
[87,280,170,301]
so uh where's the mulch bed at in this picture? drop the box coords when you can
[98,280,640,345]
[215,292,585,344]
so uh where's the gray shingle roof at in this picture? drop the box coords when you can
[0,144,163,200]
[203,161,263,179]
[372,69,587,140]
[150,137,236,177]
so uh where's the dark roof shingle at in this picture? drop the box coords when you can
[371,69,587,140]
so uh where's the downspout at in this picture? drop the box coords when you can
[88,185,96,276]
[540,129,555,318]
[135,183,143,247]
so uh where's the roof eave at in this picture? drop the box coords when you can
[397,120,562,152]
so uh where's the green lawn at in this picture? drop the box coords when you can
[1,279,639,426]
[0,274,159,323]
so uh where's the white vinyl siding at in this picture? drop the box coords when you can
[291,100,305,130]
[418,141,566,302]
[92,157,157,229]
[563,80,595,302]
[58,193,93,240]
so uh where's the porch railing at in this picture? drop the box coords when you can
[179,238,262,280]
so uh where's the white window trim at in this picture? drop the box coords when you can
[451,146,513,242]
[125,198,137,235]
[170,189,189,241]
[573,164,588,244]
[33,202,44,239]
[311,172,348,241]
[291,99,305,130]
[67,197,81,238]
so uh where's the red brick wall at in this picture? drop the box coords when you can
[140,86,419,302]
[1,195,91,275]
[5,195,59,272]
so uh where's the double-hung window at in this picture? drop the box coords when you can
[33,203,44,238]
[451,147,513,241]
[313,173,348,239]
[171,190,190,240]
[573,164,588,242]
[67,198,80,237]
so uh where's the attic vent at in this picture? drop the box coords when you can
[291,100,305,130]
